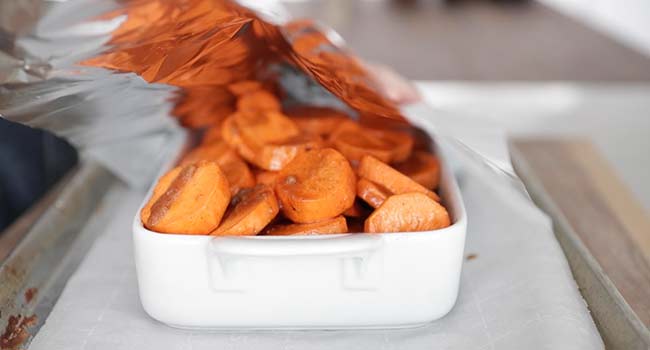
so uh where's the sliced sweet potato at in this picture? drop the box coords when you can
[229,110,316,170]
[174,86,235,128]
[395,151,441,190]
[357,178,390,208]
[140,166,182,225]
[364,193,450,233]
[227,80,262,96]
[265,216,347,235]
[219,158,256,195]
[221,114,257,161]
[255,170,279,186]
[254,134,323,171]
[179,104,234,129]
[211,184,279,236]
[236,90,281,113]
[201,123,224,145]
[234,110,299,146]
[330,122,392,163]
[330,122,414,164]
[178,141,254,195]
[285,106,350,136]
[173,86,236,128]
[275,148,356,223]
[372,128,414,163]
[358,155,440,202]
[142,161,231,234]
[179,141,238,167]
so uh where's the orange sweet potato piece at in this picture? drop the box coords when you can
[330,122,414,164]
[227,80,262,96]
[255,170,279,186]
[265,216,348,235]
[224,112,311,171]
[357,178,390,208]
[284,106,350,137]
[179,141,239,167]
[372,128,414,163]
[174,86,235,128]
[236,90,281,113]
[142,161,231,234]
[275,148,356,223]
[179,141,255,195]
[395,151,441,190]
[358,155,440,202]
[201,123,224,145]
[364,193,450,233]
[330,122,392,163]
[221,114,257,161]
[254,134,323,171]
[140,166,182,225]
[234,110,299,145]
[211,184,279,236]
[219,158,256,196]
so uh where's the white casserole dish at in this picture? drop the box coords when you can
[132,114,467,330]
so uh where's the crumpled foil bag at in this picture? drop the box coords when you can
[0,0,523,197]
[0,0,411,188]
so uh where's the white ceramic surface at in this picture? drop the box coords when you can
[132,119,467,330]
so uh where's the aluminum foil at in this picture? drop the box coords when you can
[3,0,525,201]
[1,0,409,187]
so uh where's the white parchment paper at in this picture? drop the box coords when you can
[28,123,604,350]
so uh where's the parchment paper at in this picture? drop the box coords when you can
[28,122,604,350]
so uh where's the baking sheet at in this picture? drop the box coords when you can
[28,130,604,350]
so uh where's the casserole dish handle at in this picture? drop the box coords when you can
[207,234,383,291]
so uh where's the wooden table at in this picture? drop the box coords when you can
[511,140,650,349]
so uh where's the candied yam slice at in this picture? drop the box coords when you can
[221,114,257,161]
[219,158,256,196]
[284,106,350,136]
[140,166,182,224]
[275,148,356,223]
[265,216,348,236]
[143,161,231,235]
[329,122,413,164]
[357,178,390,208]
[178,141,254,195]
[370,128,414,163]
[255,134,324,171]
[395,151,441,190]
[236,90,281,113]
[234,110,300,145]
[174,86,235,128]
[180,104,234,129]
[202,123,224,145]
[255,170,279,186]
[227,80,262,96]
[211,184,279,236]
[230,111,316,170]
[330,122,393,163]
[364,193,450,233]
[179,141,239,167]
[358,155,440,202]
